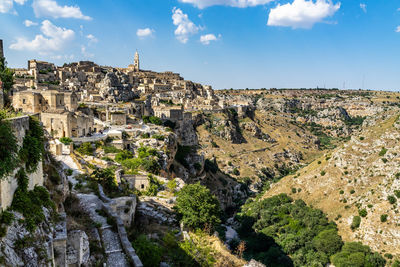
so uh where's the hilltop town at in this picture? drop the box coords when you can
[1,37,400,267]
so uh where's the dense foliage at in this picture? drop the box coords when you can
[19,117,44,173]
[76,142,94,156]
[331,242,385,267]
[11,169,54,231]
[59,137,72,145]
[91,168,118,194]
[120,146,160,174]
[0,119,19,179]
[0,57,14,93]
[236,194,343,266]
[142,115,162,125]
[175,183,221,230]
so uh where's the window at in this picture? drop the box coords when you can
[22,99,26,104]
[141,184,144,189]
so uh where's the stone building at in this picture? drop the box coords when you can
[153,106,183,122]
[41,110,93,138]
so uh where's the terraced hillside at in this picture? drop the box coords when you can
[264,110,400,257]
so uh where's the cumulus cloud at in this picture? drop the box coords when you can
[360,3,366,13]
[396,26,400,33]
[178,0,273,9]
[200,33,220,45]
[267,0,341,29]
[24,19,38,27]
[10,20,75,52]
[0,0,27,14]
[172,7,199,43]
[136,28,155,39]
[32,0,91,20]
[86,34,98,44]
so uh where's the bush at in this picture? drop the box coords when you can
[387,195,397,204]
[358,209,367,218]
[351,216,361,230]
[152,134,165,141]
[11,169,54,232]
[380,214,388,222]
[312,229,343,256]
[114,150,133,163]
[321,170,326,176]
[175,183,221,230]
[395,190,400,198]
[331,242,385,267]
[59,137,72,145]
[233,168,240,175]
[0,120,19,179]
[167,179,177,192]
[0,210,14,225]
[103,145,122,154]
[132,235,162,267]
[76,142,94,156]
[142,116,162,125]
[379,147,388,156]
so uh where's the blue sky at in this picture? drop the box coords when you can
[1,0,400,90]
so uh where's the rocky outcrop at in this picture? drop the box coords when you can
[98,71,137,102]
[0,209,54,267]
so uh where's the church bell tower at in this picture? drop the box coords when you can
[134,50,140,72]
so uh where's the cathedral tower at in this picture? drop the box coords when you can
[134,50,140,72]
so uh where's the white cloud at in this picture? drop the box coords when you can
[178,0,273,9]
[81,45,94,58]
[200,33,220,45]
[86,34,98,44]
[24,19,38,27]
[396,26,400,33]
[136,28,155,39]
[267,0,341,29]
[32,0,91,20]
[10,20,75,52]
[360,3,366,13]
[0,0,27,14]
[172,7,199,43]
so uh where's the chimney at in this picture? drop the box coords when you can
[0,39,3,59]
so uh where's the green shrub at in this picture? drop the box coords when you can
[379,147,388,156]
[144,175,162,196]
[351,216,361,230]
[233,168,240,175]
[142,116,162,125]
[350,189,355,194]
[321,170,326,176]
[388,195,397,204]
[114,150,133,163]
[19,117,44,173]
[132,235,162,267]
[141,133,150,139]
[291,188,297,194]
[331,242,385,267]
[167,179,177,192]
[11,169,54,232]
[358,209,367,217]
[175,183,221,230]
[76,142,94,156]
[103,145,122,154]
[0,210,14,225]
[380,214,388,222]
[395,190,400,198]
[0,119,19,179]
[59,137,72,145]
[152,134,165,141]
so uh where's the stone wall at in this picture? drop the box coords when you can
[0,116,44,210]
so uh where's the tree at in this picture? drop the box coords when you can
[175,183,221,229]
[313,229,343,256]
[331,242,385,267]
[0,57,14,93]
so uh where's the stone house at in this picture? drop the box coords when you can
[153,106,183,122]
